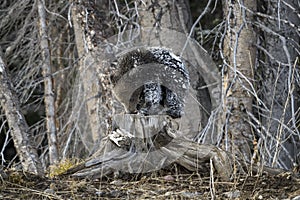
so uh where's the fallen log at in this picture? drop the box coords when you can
[62,114,234,180]
[61,114,286,181]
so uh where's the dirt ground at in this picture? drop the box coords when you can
[0,168,299,200]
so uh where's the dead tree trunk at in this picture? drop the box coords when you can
[71,3,107,151]
[37,0,58,165]
[221,0,257,161]
[0,56,43,175]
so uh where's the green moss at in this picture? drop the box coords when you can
[49,159,81,178]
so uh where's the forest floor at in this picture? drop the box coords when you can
[1,167,300,200]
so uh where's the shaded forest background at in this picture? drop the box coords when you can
[0,0,299,177]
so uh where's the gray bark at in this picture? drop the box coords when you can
[0,56,43,175]
[37,0,58,165]
[221,0,257,161]
[71,4,104,151]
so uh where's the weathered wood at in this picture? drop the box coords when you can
[68,139,233,180]
[71,5,103,149]
[61,114,287,180]
[61,114,232,180]
[38,0,58,165]
[0,56,43,175]
[221,0,257,161]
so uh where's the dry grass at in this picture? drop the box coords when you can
[0,168,299,200]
